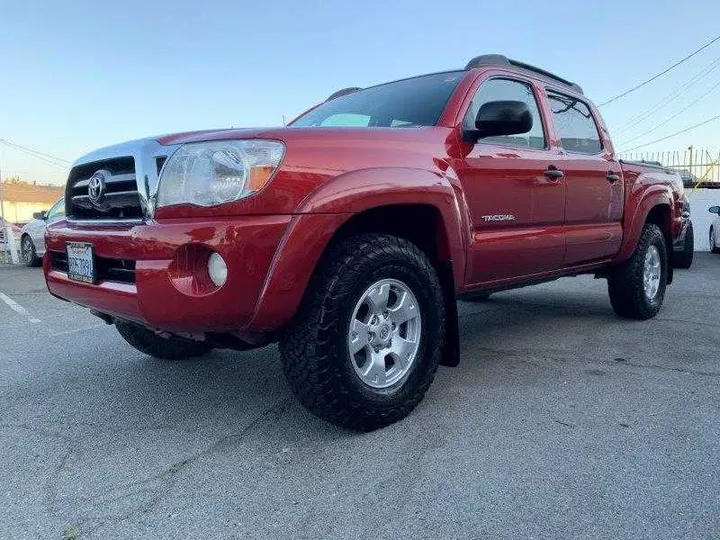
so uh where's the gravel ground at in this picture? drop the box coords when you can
[0,255,718,539]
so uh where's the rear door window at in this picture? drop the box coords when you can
[547,91,602,154]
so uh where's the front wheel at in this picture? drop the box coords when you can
[607,223,667,320]
[115,320,212,360]
[279,234,445,431]
[21,236,40,267]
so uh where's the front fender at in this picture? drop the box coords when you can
[615,184,673,263]
[245,167,468,332]
[299,167,467,278]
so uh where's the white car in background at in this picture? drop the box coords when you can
[20,198,65,267]
[710,206,720,254]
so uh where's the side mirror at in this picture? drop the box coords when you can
[709,206,720,215]
[33,211,48,220]
[465,100,533,142]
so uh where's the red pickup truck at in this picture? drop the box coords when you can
[45,54,687,430]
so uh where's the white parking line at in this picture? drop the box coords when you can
[0,292,42,324]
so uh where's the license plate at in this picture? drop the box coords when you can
[66,242,96,284]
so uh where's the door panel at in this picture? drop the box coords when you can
[34,223,47,254]
[545,90,623,265]
[28,221,45,251]
[455,77,566,285]
[455,147,565,284]
[561,155,623,263]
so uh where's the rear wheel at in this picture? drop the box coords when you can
[608,223,667,320]
[21,235,40,267]
[673,221,694,269]
[279,234,445,431]
[115,320,212,360]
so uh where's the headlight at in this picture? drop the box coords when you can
[156,140,284,208]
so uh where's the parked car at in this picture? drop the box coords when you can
[20,198,65,267]
[679,170,700,189]
[710,206,720,254]
[45,54,688,431]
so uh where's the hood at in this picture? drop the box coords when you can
[72,126,452,184]
[156,125,451,150]
[21,219,42,232]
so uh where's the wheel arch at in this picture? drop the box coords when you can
[616,188,673,266]
[320,204,462,367]
[248,170,467,367]
[643,203,674,284]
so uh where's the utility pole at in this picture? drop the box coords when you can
[688,145,693,176]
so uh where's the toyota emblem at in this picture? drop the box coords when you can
[87,171,108,206]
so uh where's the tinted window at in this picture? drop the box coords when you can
[464,78,546,149]
[547,91,602,154]
[292,72,464,128]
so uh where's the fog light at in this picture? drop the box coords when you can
[207,252,228,287]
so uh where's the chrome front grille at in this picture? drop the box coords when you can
[66,156,142,220]
[64,137,181,223]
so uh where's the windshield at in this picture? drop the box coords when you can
[291,71,465,128]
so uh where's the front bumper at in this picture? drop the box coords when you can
[44,216,292,332]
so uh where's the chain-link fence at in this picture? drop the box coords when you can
[617,147,720,188]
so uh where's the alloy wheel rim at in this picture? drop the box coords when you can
[347,278,422,389]
[22,238,32,263]
[643,245,662,300]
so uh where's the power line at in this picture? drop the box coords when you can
[621,114,720,152]
[0,148,67,170]
[618,78,720,146]
[599,34,720,107]
[0,138,72,165]
[0,139,70,170]
[612,56,720,136]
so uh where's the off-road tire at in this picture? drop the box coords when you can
[607,224,667,320]
[115,320,212,360]
[279,234,445,431]
[711,227,720,254]
[673,221,694,269]
[21,235,41,267]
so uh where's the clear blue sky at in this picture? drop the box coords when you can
[1,0,719,185]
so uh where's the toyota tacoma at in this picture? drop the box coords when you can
[45,54,687,431]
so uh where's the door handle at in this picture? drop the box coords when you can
[544,168,564,179]
[606,172,621,183]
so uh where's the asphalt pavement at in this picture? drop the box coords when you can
[1,256,718,539]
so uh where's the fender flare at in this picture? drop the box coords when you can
[245,167,468,333]
[616,187,673,264]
